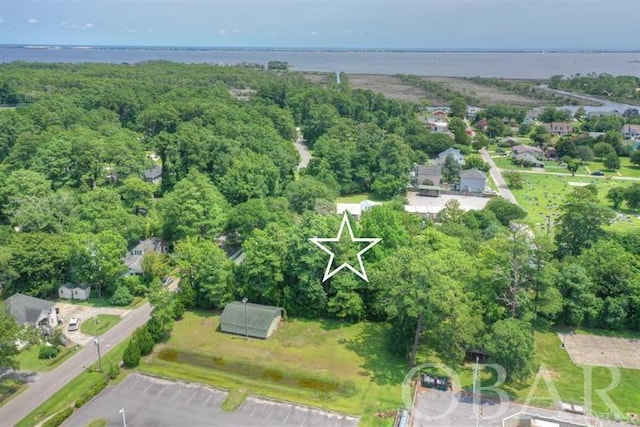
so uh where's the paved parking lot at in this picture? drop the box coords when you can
[64,374,359,427]
[560,331,640,369]
[405,193,492,215]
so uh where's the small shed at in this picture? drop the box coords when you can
[72,285,91,301]
[220,301,283,339]
[59,284,91,300]
[58,284,74,300]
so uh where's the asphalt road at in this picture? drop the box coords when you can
[479,148,519,205]
[0,303,152,426]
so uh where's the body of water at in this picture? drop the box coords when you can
[1,46,639,79]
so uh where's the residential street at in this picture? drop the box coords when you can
[294,137,311,170]
[479,148,519,205]
[0,303,152,426]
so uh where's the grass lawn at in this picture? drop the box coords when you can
[140,311,406,426]
[508,173,640,234]
[0,380,27,408]
[586,157,640,179]
[335,193,373,203]
[15,345,79,373]
[16,339,130,427]
[80,314,121,336]
[494,156,589,174]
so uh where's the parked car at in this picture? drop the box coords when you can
[68,317,80,331]
[591,171,605,176]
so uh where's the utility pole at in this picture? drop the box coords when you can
[472,356,480,427]
[94,336,103,372]
[242,297,249,340]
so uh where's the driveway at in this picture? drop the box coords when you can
[64,373,359,427]
[56,302,131,345]
[479,148,519,205]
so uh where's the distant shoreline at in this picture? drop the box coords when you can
[4,44,640,54]
[2,47,637,79]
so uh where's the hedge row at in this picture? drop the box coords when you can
[74,376,109,408]
[42,407,73,427]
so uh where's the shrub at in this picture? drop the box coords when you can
[42,406,74,427]
[110,285,133,306]
[172,299,185,320]
[107,363,120,380]
[145,316,167,343]
[122,340,141,368]
[74,376,109,408]
[134,327,154,356]
[38,345,60,359]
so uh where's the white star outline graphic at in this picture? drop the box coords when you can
[309,212,381,283]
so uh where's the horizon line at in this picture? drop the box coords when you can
[2,44,639,53]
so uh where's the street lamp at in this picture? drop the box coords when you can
[119,408,127,427]
[94,336,103,372]
[242,297,248,340]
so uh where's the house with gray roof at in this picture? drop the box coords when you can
[143,165,162,184]
[220,301,283,339]
[436,148,464,165]
[414,164,443,197]
[511,144,544,160]
[459,169,487,193]
[123,238,167,276]
[3,293,58,335]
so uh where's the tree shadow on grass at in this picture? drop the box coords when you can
[343,323,406,386]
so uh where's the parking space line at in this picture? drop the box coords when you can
[266,402,277,421]
[281,406,293,425]
[156,385,167,398]
[186,388,199,405]
[128,377,140,389]
[203,392,213,406]
[170,388,182,401]
[143,381,153,394]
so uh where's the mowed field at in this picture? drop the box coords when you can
[139,311,406,427]
[508,173,640,233]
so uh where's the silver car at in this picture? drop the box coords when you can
[68,317,80,331]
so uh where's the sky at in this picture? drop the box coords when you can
[1,0,639,50]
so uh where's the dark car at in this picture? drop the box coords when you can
[591,171,605,176]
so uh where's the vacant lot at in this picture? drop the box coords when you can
[347,74,428,103]
[140,311,405,426]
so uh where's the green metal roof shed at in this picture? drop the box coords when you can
[220,301,283,339]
